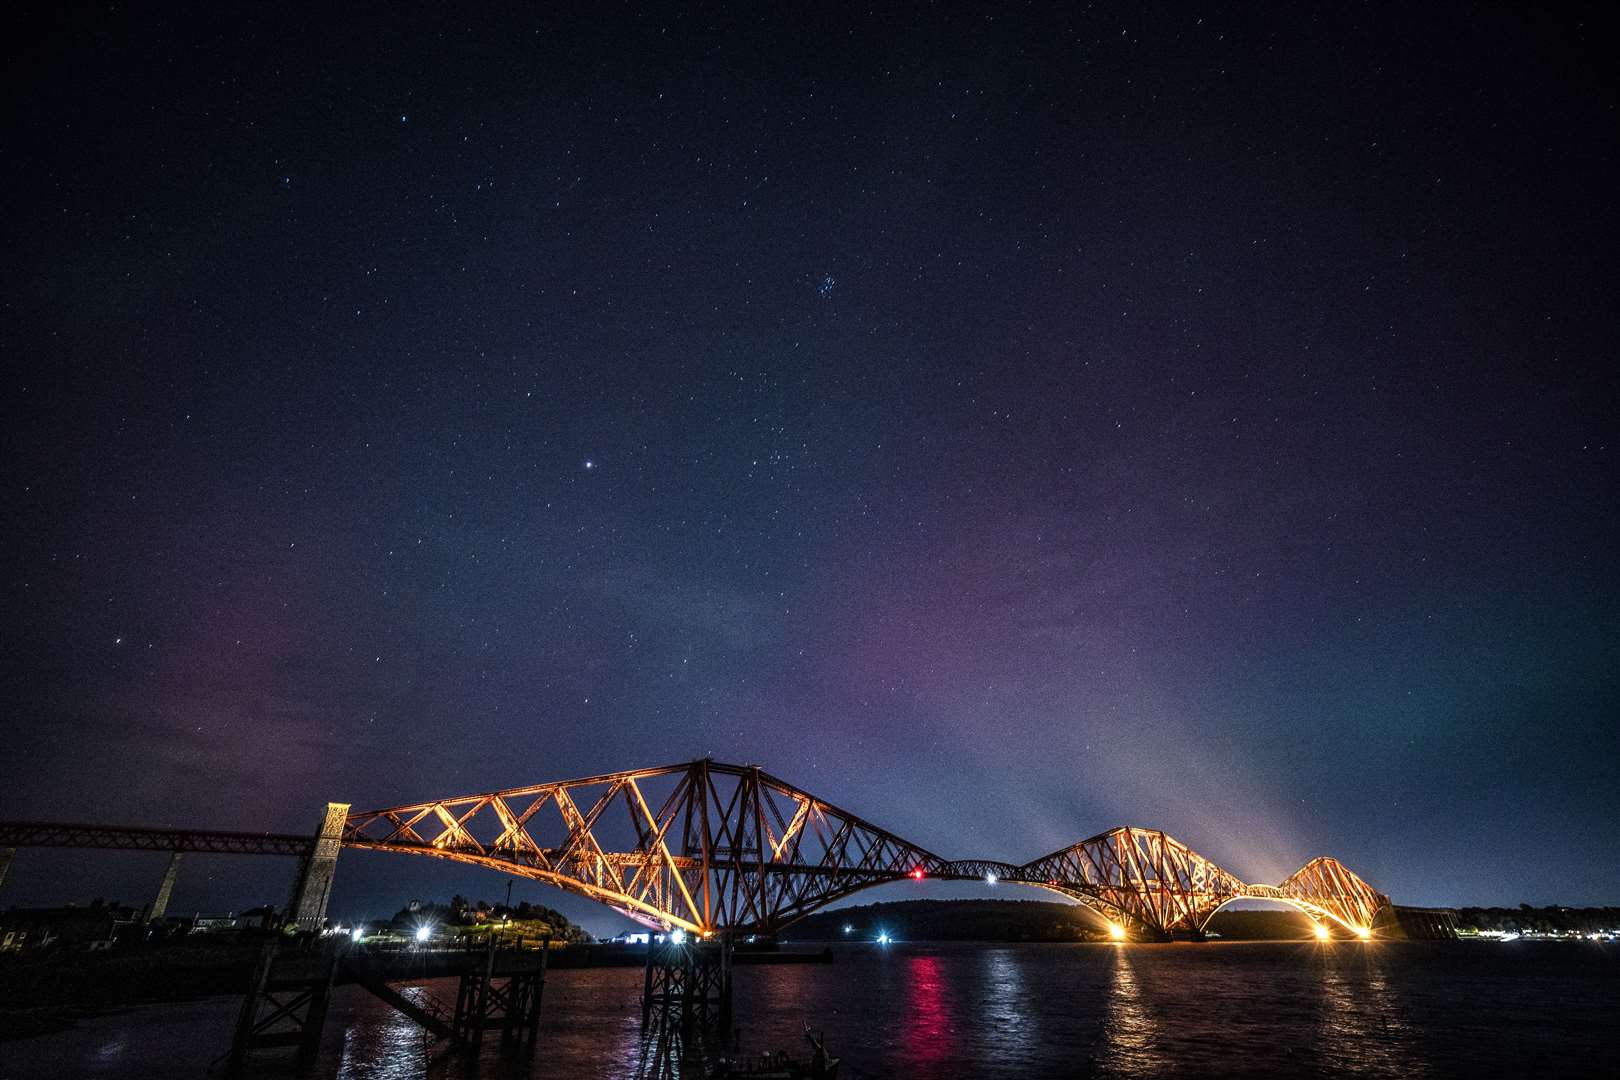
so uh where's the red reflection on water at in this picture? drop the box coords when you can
[901,954,956,1065]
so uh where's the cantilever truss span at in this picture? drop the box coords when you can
[343,760,951,934]
[999,828,1390,938]
[344,759,1393,938]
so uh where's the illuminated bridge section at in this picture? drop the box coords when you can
[949,828,1392,939]
[344,759,1393,939]
[343,759,954,935]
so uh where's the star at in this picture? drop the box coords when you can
[3,0,1612,938]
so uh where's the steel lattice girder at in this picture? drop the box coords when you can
[0,821,315,857]
[343,761,951,933]
[1277,857,1392,931]
[342,759,1395,936]
[989,826,1391,937]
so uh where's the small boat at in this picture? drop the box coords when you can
[713,1028,839,1078]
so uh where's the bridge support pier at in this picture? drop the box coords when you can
[452,936,550,1055]
[1385,905,1458,940]
[286,802,348,931]
[0,847,13,894]
[228,941,340,1071]
[149,851,182,921]
[640,934,733,1068]
[506,938,549,1055]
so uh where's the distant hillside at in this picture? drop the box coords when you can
[784,899,1106,943]
[782,899,1322,942]
[1203,909,1322,940]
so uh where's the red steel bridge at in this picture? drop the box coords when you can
[0,759,1393,941]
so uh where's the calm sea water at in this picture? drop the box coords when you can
[2,941,1616,1078]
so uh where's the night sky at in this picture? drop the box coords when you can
[3,4,1615,933]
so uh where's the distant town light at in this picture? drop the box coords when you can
[842,924,854,934]
[876,932,891,945]
[911,867,926,880]
[985,872,998,885]
[415,924,432,943]
[352,926,365,941]
[670,929,687,945]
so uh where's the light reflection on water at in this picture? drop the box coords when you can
[899,953,954,1067]
[1097,946,1166,1077]
[978,947,1038,1059]
[93,1034,128,1061]
[334,982,432,1080]
[2,942,1615,1079]
[1314,946,1423,1078]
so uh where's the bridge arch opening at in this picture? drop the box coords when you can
[1198,896,1368,939]
[767,874,1139,943]
[1020,883,1138,939]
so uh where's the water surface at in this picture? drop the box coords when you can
[3,941,1615,1078]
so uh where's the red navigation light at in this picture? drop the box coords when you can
[910,867,926,880]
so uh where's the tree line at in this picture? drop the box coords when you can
[385,895,593,942]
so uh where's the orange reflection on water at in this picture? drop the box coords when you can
[1100,947,1167,1076]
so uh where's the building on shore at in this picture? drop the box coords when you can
[0,900,143,952]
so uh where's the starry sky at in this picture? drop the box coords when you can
[2,4,1615,933]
